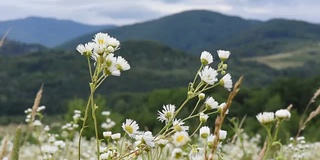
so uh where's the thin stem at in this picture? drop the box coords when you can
[191,65,203,90]
[188,98,202,117]
[90,90,100,160]
[190,122,202,137]
[78,92,93,160]
[273,120,282,141]
[174,98,191,118]
[87,57,93,81]
[263,125,273,160]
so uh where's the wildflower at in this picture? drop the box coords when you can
[217,50,231,61]
[93,32,109,46]
[172,119,189,131]
[103,131,112,138]
[100,151,112,160]
[199,112,209,123]
[205,97,219,110]
[199,66,218,85]
[74,109,81,113]
[141,131,155,147]
[198,93,205,100]
[54,140,66,148]
[106,37,120,51]
[207,134,216,147]
[172,131,190,146]
[220,73,232,91]
[171,148,183,158]
[157,104,176,123]
[275,109,291,119]
[200,126,210,139]
[122,119,139,137]
[102,111,110,116]
[219,130,227,140]
[116,56,130,71]
[76,42,94,56]
[111,133,121,141]
[218,102,229,114]
[200,51,213,65]
[41,145,58,154]
[33,120,42,126]
[256,112,275,125]
[156,138,168,148]
[37,105,46,112]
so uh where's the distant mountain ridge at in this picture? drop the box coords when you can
[0,17,116,47]
[60,10,320,58]
[59,10,261,52]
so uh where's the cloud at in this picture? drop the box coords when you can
[0,0,320,25]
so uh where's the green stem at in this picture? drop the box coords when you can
[78,91,93,160]
[273,120,282,141]
[190,122,202,137]
[188,98,202,117]
[263,125,273,160]
[191,65,203,90]
[90,88,100,160]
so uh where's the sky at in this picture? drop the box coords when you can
[1,0,319,26]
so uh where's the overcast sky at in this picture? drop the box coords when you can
[1,0,319,26]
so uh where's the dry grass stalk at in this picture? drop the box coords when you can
[209,76,243,160]
[257,138,268,160]
[296,87,320,138]
[31,84,44,122]
[0,136,8,159]
[0,28,10,48]
[304,105,320,128]
[286,104,293,111]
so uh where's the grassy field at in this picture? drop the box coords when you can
[242,42,320,69]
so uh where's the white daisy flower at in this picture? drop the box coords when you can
[93,42,105,55]
[172,119,189,131]
[218,102,229,114]
[33,120,42,126]
[103,131,112,138]
[172,131,190,146]
[122,119,139,137]
[256,112,275,124]
[219,130,227,140]
[156,138,168,148]
[141,131,155,147]
[171,148,183,158]
[217,50,231,61]
[275,109,291,119]
[199,112,209,123]
[200,51,213,65]
[93,32,109,46]
[111,133,121,141]
[199,126,210,139]
[220,73,233,91]
[116,56,130,71]
[157,104,176,123]
[76,42,94,56]
[106,37,120,50]
[198,66,218,85]
[205,97,219,110]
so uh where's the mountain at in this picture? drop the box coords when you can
[0,17,116,47]
[60,10,320,62]
[0,39,278,115]
[214,19,320,57]
[0,39,46,55]
[59,10,261,53]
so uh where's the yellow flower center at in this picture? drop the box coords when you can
[98,39,104,45]
[125,126,133,134]
[176,135,185,142]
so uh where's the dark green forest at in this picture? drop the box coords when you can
[1,10,320,141]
